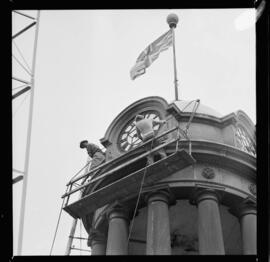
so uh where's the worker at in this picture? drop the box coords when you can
[79,140,106,180]
[134,114,167,163]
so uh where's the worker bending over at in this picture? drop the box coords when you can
[80,140,106,180]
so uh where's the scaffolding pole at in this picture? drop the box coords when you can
[65,157,91,255]
[65,218,79,255]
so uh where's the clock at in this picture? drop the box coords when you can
[235,126,256,156]
[118,110,161,152]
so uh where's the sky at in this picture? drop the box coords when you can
[12,9,256,255]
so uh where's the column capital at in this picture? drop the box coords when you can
[87,228,106,247]
[105,202,132,222]
[189,188,223,206]
[144,189,172,205]
[229,198,257,218]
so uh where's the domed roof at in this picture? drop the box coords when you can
[172,100,222,118]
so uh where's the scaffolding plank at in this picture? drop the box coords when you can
[64,150,195,218]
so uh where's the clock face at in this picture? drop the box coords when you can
[118,110,161,152]
[235,126,256,156]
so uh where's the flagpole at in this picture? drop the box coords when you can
[167,14,179,101]
[17,10,40,255]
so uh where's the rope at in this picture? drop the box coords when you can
[174,100,199,153]
[127,137,155,245]
[12,54,32,76]
[184,99,200,133]
[166,99,200,154]
[49,187,68,255]
[180,99,198,113]
[12,40,31,71]
[181,99,200,155]
[12,91,30,117]
[12,40,32,72]
[175,120,182,152]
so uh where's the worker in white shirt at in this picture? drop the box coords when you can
[134,114,167,164]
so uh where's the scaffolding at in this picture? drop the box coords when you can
[49,100,200,255]
[62,126,196,219]
[64,157,92,255]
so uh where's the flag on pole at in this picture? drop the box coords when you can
[130,29,173,80]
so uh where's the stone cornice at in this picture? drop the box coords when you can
[154,179,255,201]
[88,139,256,198]
[171,140,256,179]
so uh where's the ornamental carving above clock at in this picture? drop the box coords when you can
[118,110,161,152]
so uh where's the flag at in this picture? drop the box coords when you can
[130,29,173,80]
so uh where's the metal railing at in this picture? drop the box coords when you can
[62,125,189,207]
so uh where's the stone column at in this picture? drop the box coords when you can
[238,201,257,254]
[106,205,130,255]
[193,189,225,254]
[145,190,171,255]
[88,229,107,255]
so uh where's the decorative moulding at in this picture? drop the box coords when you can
[248,183,256,196]
[201,167,215,179]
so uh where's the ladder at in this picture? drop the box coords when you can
[65,157,92,255]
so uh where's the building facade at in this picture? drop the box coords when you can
[63,96,256,255]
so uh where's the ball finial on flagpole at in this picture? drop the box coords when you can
[167,13,179,28]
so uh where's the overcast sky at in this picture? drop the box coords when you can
[12,9,256,255]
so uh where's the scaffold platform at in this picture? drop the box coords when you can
[63,149,195,219]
